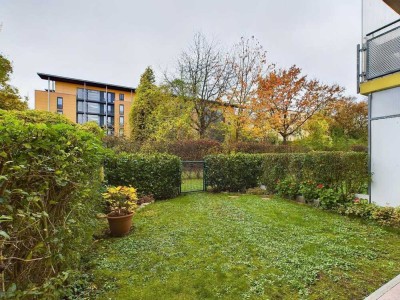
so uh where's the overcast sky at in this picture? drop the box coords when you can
[0,0,363,108]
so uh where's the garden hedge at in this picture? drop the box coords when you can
[0,110,104,298]
[104,152,181,199]
[204,153,264,192]
[261,152,369,195]
[204,152,368,195]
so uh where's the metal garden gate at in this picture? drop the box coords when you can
[180,161,206,193]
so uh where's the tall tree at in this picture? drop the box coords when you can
[129,67,159,142]
[0,54,28,110]
[226,36,269,141]
[166,33,231,138]
[329,97,368,141]
[255,65,343,144]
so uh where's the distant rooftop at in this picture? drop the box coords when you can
[37,73,136,93]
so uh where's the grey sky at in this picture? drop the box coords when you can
[0,0,362,108]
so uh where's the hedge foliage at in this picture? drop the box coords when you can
[104,152,181,199]
[204,154,264,192]
[0,110,104,298]
[205,152,368,196]
[261,152,369,196]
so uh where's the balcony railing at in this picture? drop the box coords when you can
[359,19,400,84]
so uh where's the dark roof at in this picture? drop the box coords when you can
[37,73,136,93]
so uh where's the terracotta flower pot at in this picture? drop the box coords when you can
[107,212,134,237]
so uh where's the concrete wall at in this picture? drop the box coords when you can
[370,87,400,206]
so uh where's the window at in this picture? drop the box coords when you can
[77,114,84,124]
[119,104,124,114]
[87,90,100,101]
[107,116,114,126]
[119,93,124,101]
[107,105,114,114]
[57,97,63,109]
[119,116,124,126]
[119,128,124,137]
[107,92,115,103]
[77,89,85,100]
[57,110,63,115]
[87,102,101,114]
[87,114,100,124]
[77,101,84,112]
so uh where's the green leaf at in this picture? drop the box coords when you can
[0,230,10,239]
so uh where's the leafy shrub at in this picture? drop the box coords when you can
[150,139,222,160]
[104,152,181,199]
[102,136,141,153]
[261,152,368,197]
[0,110,104,296]
[372,206,400,227]
[276,177,299,199]
[298,180,319,202]
[204,153,263,192]
[318,187,344,209]
[226,142,309,154]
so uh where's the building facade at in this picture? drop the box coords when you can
[358,0,400,206]
[35,73,135,137]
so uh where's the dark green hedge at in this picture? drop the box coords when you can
[104,152,181,199]
[0,110,104,297]
[261,152,369,196]
[204,152,368,195]
[204,153,264,192]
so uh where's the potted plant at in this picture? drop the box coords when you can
[103,186,138,237]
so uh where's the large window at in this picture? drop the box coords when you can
[87,90,100,101]
[119,116,124,126]
[107,105,114,115]
[107,116,114,126]
[119,104,124,114]
[77,89,85,100]
[57,97,63,109]
[87,102,101,114]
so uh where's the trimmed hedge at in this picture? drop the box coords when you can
[204,152,368,196]
[261,152,368,196]
[204,154,264,192]
[104,152,181,199]
[0,110,104,297]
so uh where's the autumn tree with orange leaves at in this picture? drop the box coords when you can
[255,66,343,144]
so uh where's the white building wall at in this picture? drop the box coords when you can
[370,87,400,206]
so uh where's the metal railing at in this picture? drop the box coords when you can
[358,19,400,84]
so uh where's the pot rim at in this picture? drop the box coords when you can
[106,212,134,219]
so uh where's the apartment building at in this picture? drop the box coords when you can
[35,73,135,137]
[358,0,400,206]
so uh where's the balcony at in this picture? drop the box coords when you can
[359,19,400,82]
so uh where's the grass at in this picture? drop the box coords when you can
[85,193,400,299]
[181,178,204,192]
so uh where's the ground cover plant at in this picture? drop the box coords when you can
[84,193,400,300]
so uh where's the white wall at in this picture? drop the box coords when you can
[371,88,400,206]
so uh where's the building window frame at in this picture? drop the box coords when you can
[57,97,63,109]
[119,104,124,114]
[119,93,124,101]
[119,116,124,126]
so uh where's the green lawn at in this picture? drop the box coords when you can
[181,178,204,192]
[85,193,400,299]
